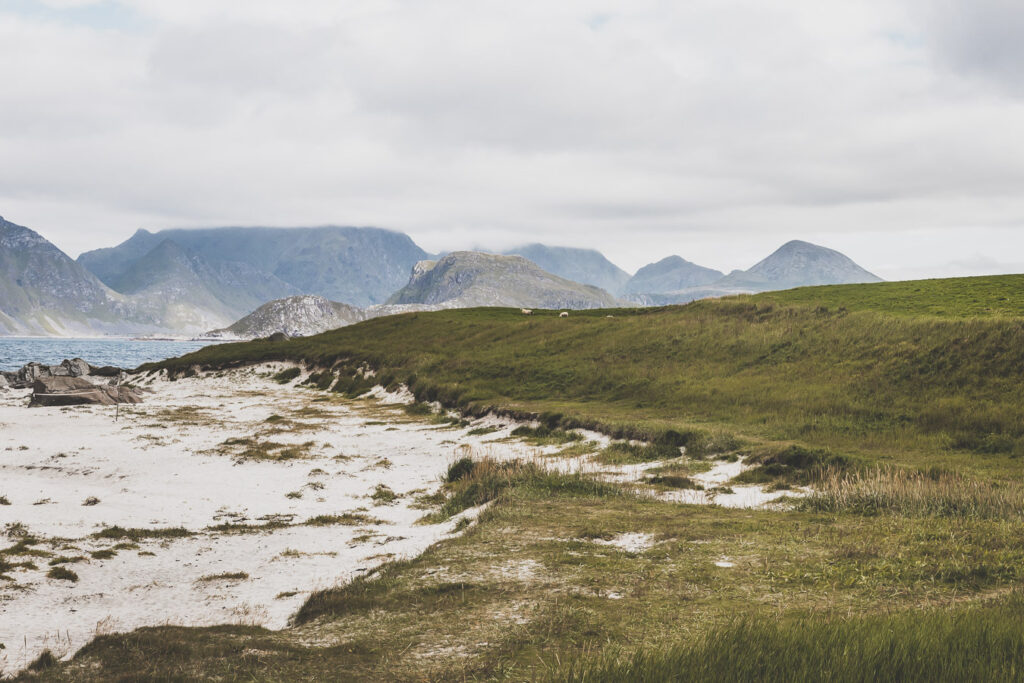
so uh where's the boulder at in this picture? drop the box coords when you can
[266,331,291,342]
[88,365,123,377]
[8,362,49,389]
[29,376,145,407]
[62,358,92,377]
[0,374,8,390]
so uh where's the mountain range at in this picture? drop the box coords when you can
[0,214,882,337]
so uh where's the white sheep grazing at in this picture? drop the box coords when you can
[559,311,569,318]
[521,308,533,315]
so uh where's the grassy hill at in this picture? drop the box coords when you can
[35,274,1024,681]
[151,273,1024,477]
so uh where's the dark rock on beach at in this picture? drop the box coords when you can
[29,376,144,407]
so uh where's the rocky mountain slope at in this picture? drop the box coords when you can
[503,244,631,295]
[387,252,623,309]
[622,256,724,300]
[106,239,297,331]
[207,295,366,339]
[0,217,131,335]
[79,226,429,308]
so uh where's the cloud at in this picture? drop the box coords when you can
[0,0,1022,278]
[917,0,1024,95]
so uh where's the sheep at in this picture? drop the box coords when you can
[521,308,533,315]
[559,311,569,318]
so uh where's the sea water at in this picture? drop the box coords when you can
[0,338,218,372]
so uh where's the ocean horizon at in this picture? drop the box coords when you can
[0,337,219,372]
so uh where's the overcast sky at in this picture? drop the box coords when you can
[2,0,1024,279]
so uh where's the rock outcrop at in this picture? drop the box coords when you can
[206,295,366,339]
[3,359,125,389]
[29,376,144,407]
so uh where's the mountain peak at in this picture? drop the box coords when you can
[724,240,881,290]
[388,250,621,309]
[622,254,723,297]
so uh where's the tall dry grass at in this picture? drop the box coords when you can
[800,467,1024,519]
[555,592,1024,683]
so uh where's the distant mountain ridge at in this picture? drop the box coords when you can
[503,244,631,295]
[388,251,623,309]
[1,213,885,336]
[626,240,881,304]
[79,226,430,308]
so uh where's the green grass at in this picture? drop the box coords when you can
[30,274,1022,680]
[145,276,1024,480]
[759,274,1024,318]
[421,456,624,523]
[271,367,301,384]
[556,593,1024,682]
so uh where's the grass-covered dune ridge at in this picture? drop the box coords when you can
[149,274,1024,475]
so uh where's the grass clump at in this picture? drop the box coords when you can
[305,513,385,526]
[445,457,476,483]
[735,445,857,486]
[427,457,621,522]
[556,594,1024,683]
[197,571,249,582]
[0,495,9,505]
[596,441,680,465]
[47,566,79,582]
[27,650,58,672]
[304,371,335,391]
[90,549,117,560]
[331,374,375,398]
[220,437,316,462]
[370,484,399,505]
[92,526,193,541]
[511,425,583,446]
[801,467,1024,519]
[646,475,703,490]
[272,367,301,384]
